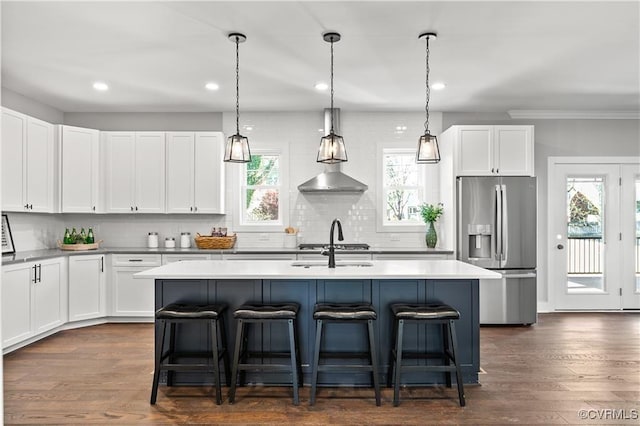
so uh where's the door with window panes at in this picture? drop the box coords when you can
[550,160,640,310]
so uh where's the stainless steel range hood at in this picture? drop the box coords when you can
[297,109,368,193]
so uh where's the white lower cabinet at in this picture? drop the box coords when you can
[68,254,106,321]
[2,257,65,349]
[110,254,161,317]
[222,253,297,260]
[162,254,211,265]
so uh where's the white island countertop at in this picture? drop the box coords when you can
[134,259,501,280]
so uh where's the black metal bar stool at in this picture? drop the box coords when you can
[310,303,381,406]
[228,303,302,405]
[150,303,230,405]
[389,303,465,407]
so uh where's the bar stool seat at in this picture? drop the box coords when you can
[389,303,465,407]
[151,303,230,405]
[229,303,302,405]
[310,303,381,406]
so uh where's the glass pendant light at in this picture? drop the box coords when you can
[224,32,251,163]
[416,32,441,164]
[317,32,347,164]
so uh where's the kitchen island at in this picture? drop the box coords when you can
[135,259,500,386]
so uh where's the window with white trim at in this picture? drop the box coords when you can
[382,149,424,225]
[236,148,289,231]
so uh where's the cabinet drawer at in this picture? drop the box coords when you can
[111,254,162,267]
[162,254,211,265]
[222,253,296,260]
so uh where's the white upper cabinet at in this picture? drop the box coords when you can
[60,125,100,212]
[103,132,165,213]
[1,108,57,212]
[166,132,225,214]
[447,125,534,176]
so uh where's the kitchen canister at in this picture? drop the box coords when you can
[147,232,159,248]
[180,232,191,248]
[164,237,176,248]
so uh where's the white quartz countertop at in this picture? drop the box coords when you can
[134,259,501,280]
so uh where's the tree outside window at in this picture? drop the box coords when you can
[383,150,421,223]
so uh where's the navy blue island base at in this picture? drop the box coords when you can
[154,278,479,387]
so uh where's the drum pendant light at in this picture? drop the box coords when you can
[416,32,441,164]
[317,32,347,164]
[224,32,251,163]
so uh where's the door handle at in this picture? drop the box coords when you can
[100,256,104,272]
[32,265,37,283]
[557,244,564,250]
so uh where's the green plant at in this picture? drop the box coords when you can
[419,202,444,224]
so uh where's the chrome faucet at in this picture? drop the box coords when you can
[322,218,344,268]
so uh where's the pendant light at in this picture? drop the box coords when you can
[416,32,441,164]
[317,32,347,164]
[224,32,251,163]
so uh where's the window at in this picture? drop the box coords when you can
[381,149,424,226]
[236,149,289,231]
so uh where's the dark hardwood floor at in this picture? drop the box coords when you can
[4,313,639,425]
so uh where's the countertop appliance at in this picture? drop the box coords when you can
[457,176,537,325]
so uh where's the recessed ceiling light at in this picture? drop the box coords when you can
[93,81,109,91]
[314,82,329,91]
[205,82,219,91]
[431,82,446,91]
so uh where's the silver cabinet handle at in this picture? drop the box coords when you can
[128,259,143,262]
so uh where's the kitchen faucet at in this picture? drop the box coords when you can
[322,218,344,268]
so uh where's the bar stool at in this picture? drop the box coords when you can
[310,303,381,406]
[389,303,465,407]
[150,303,230,405]
[228,303,302,405]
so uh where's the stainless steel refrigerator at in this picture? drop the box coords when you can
[457,176,537,325]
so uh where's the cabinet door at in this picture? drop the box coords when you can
[104,132,135,213]
[1,264,32,347]
[166,132,195,213]
[33,259,64,334]
[134,132,165,213]
[494,125,534,176]
[194,132,225,213]
[61,125,100,212]
[456,126,494,176]
[1,108,26,211]
[68,255,105,321]
[112,268,155,316]
[26,117,55,212]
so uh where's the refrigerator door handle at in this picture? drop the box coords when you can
[495,184,502,261]
[501,184,508,263]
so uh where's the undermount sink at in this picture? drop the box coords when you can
[290,260,373,268]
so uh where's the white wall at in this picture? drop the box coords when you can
[64,112,222,131]
[443,112,640,310]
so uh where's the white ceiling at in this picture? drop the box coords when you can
[1,1,639,113]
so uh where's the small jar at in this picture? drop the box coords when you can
[148,232,159,248]
[164,237,176,248]
[180,232,191,248]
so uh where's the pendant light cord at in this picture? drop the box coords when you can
[330,38,335,134]
[424,35,430,134]
[235,35,240,135]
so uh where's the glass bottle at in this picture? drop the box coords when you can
[80,228,87,243]
[86,228,95,244]
[63,228,71,244]
[71,228,78,242]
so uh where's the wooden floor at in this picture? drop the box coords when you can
[4,313,639,425]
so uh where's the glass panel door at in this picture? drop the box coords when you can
[622,165,640,309]
[551,163,621,310]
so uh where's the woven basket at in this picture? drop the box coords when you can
[194,233,236,249]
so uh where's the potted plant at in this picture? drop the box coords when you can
[419,202,444,248]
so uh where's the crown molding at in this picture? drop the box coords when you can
[507,110,640,120]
